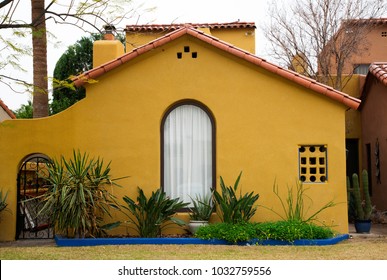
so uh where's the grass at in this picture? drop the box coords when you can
[1,237,386,260]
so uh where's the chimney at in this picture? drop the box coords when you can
[93,25,125,68]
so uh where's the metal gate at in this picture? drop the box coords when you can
[17,155,54,239]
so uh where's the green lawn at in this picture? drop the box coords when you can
[1,238,386,260]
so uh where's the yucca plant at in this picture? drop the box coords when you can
[38,150,121,238]
[123,187,189,237]
[212,172,259,224]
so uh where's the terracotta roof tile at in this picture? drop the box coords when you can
[0,98,16,119]
[125,22,256,32]
[73,25,360,110]
[369,63,387,86]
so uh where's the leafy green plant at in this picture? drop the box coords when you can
[0,189,9,213]
[212,172,259,224]
[189,193,214,221]
[123,187,189,237]
[351,170,372,220]
[264,179,336,224]
[37,150,121,238]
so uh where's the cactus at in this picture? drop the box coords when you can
[352,170,372,220]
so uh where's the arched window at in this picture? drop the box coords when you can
[162,102,215,204]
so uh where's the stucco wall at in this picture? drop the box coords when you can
[0,35,349,240]
[361,79,387,210]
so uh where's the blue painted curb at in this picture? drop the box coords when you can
[54,234,349,247]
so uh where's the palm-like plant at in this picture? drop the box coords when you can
[123,187,189,237]
[38,150,121,238]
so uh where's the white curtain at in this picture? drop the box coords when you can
[164,105,212,204]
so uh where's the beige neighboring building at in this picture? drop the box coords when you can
[0,99,16,121]
[335,19,387,212]
[326,19,387,182]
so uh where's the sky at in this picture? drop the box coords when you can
[0,0,275,111]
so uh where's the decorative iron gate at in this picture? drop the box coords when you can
[17,155,54,239]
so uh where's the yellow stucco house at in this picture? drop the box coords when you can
[0,23,360,241]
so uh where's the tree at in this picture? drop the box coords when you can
[263,0,386,90]
[14,100,33,119]
[31,0,48,118]
[51,33,125,114]
[0,0,145,117]
[51,35,96,114]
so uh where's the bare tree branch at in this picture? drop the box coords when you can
[263,0,386,90]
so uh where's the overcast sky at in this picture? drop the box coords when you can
[1,0,275,111]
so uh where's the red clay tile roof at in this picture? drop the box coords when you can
[369,63,387,86]
[343,18,387,26]
[125,22,256,32]
[0,98,16,119]
[73,25,360,110]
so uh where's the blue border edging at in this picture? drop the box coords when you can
[54,234,349,247]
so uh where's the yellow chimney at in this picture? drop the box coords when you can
[93,32,124,68]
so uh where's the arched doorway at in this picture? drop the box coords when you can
[16,154,54,239]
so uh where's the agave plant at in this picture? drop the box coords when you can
[123,187,189,237]
[189,193,214,221]
[212,172,260,224]
[38,150,122,238]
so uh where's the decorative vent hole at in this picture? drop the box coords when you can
[176,46,198,59]
[382,31,387,37]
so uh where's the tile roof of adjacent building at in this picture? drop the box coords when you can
[124,22,256,32]
[73,25,360,110]
[0,98,16,119]
[343,18,387,25]
[369,63,387,86]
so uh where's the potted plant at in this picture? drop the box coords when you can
[351,170,373,233]
[188,193,214,234]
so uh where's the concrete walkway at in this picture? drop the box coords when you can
[349,223,387,239]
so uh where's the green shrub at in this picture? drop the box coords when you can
[213,172,259,224]
[195,222,258,243]
[123,188,189,237]
[38,150,121,238]
[255,221,334,242]
[195,221,335,243]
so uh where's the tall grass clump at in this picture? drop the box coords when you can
[266,180,336,223]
